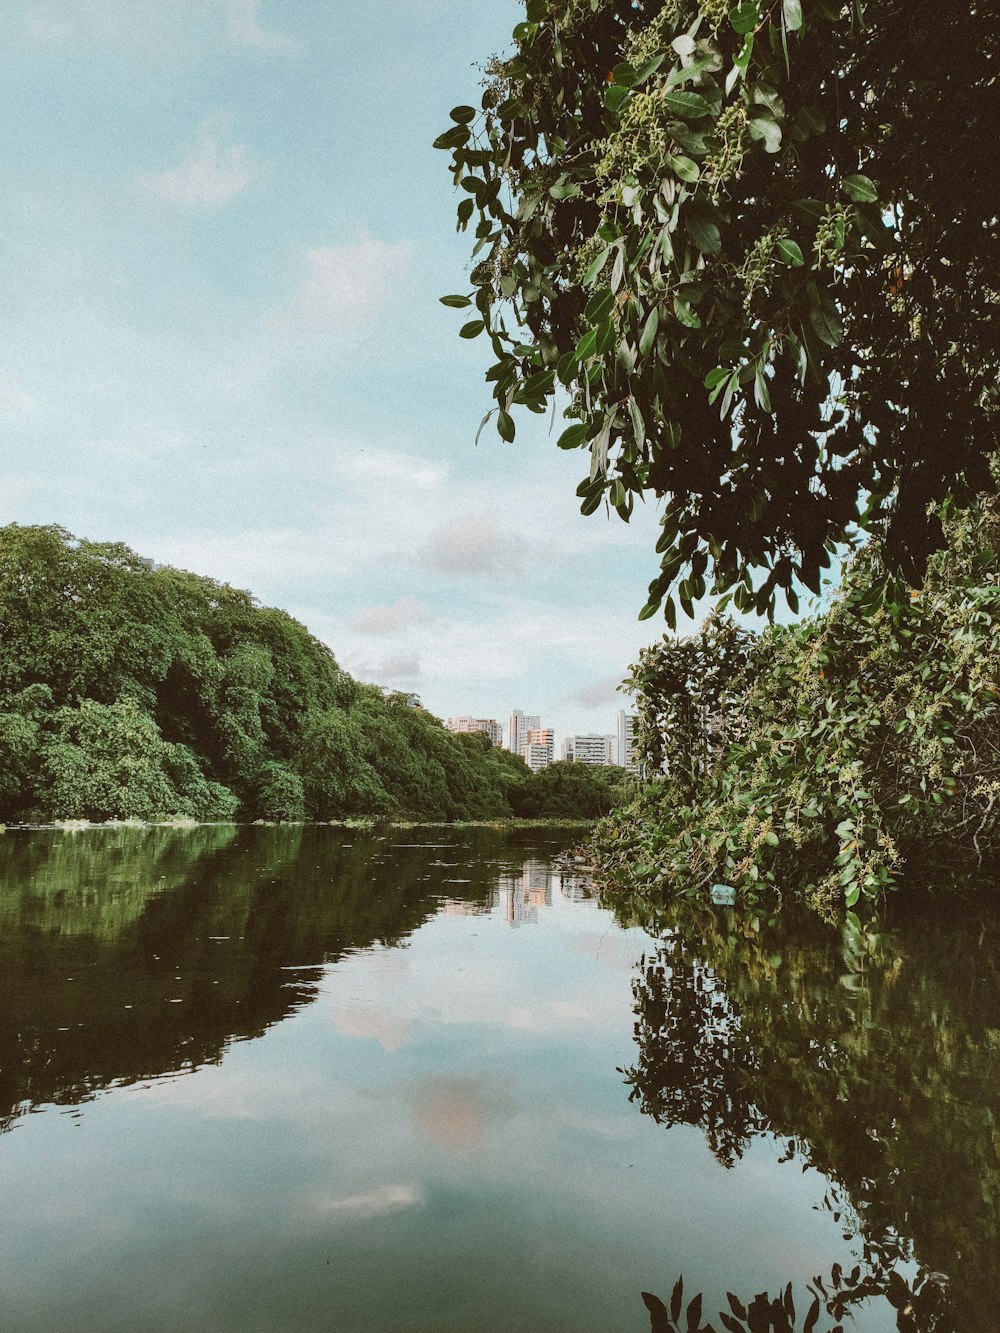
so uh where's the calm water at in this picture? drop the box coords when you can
[0,826,995,1331]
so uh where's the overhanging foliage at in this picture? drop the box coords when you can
[438,0,999,618]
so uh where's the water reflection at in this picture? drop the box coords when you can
[2,827,996,1331]
[619,898,1000,1332]
[0,824,574,1133]
[641,1259,955,1332]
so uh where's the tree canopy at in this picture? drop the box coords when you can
[594,496,1000,909]
[438,0,999,619]
[0,525,572,824]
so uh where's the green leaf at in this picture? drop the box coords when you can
[808,291,844,347]
[605,84,629,115]
[628,395,645,448]
[664,153,700,183]
[585,288,615,324]
[595,317,617,355]
[583,247,611,285]
[557,423,589,450]
[497,410,515,442]
[704,367,731,390]
[433,125,470,150]
[639,306,660,356]
[841,173,878,202]
[574,328,598,362]
[638,598,661,621]
[684,211,721,255]
[729,1,759,35]
[449,105,477,124]
[440,294,472,308]
[782,0,803,30]
[776,238,805,266]
[459,319,485,339]
[748,115,782,153]
[662,90,711,119]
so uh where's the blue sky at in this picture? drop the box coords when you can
[0,0,681,746]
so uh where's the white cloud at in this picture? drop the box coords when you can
[569,674,628,710]
[356,654,422,685]
[223,0,296,52]
[283,237,413,333]
[349,596,435,637]
[143,117,263,211]
[417,513,523,580]
[142,528,353,592]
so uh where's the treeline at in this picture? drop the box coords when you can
[0,526,625,823]
[596,497,1000,911]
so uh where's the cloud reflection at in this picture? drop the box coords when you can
[330,1006,413,1054]
[407,1075,516,1152]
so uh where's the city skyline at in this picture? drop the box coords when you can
[447,706,637,770]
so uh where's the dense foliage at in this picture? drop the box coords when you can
[594,499,1000,910]
[0,525,586,823]
[438,0,999,617]
[509,759,628,817]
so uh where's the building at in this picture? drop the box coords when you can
[522,727,554,772]
[616,709,640,774]
[565,734,614,766]
[560,737,575,762]
[507,709,539,755]
[445,716,503,747]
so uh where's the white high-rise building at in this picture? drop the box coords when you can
[446,717,503,746]
[522,727,554,772]
[566,734,614,766]
[616,709,640,774]
[507,709,539,755]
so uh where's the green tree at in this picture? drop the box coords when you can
[513,760,627,818]
[438,0,999,618]
[597,498,1000,908]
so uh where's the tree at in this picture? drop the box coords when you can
[596,497,1000,908]
[438,0,999,619]
[512,759,627,818]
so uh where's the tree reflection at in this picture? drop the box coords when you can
[640,1259,954,1332]
[0,824,570,1132]
[621,898,1000,1332]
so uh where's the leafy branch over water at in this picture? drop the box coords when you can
[593,498,1000,909]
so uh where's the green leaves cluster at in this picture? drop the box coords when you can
[593,498,1000,910]
[0,525,558,824]
[438,0,999,616]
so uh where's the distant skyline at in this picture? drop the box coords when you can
[0,0,682,739]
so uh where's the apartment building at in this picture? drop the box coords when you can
[564,734,615,766]
[522,727,554,772]
[507,709,539,755]
[616,709,640,774]
[445,716,503,747]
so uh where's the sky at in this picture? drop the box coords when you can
[0,0,682,748]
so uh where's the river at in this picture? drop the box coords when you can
[0,824,994,1330]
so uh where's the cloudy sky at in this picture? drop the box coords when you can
[0,0,682,746]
